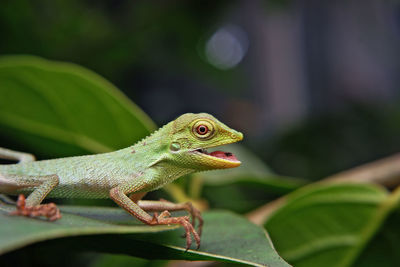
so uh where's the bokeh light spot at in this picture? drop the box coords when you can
[205,25,249,70]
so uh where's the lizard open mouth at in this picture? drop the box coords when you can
[194,148,240,163]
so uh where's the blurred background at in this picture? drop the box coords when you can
[1,0,400,181]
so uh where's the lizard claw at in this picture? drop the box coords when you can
[151,212,159,224]
[10,194,61,221]
[157,199,203,237]
[184,202,203,237]
[158,210,171,220]
[152,213,200,250]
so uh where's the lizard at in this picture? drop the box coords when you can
[0,113,243,249]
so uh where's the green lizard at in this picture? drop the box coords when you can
[0,113,243,249]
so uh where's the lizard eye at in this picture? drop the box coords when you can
[196,125,208,135]
[192,120,214,139]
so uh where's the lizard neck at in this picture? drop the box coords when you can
[130,120,172,154]
[109,121,173,167]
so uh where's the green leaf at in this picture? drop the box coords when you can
[354,204,400,267]
[264,182,400,267]
[0,205,290,267]
[198,144,306,213]
[89,254,168,267]
[0,55,156,157]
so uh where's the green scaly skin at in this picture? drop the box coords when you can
[0,113,243,249]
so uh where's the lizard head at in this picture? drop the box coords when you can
[168,113,243,171]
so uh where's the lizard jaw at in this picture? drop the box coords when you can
[192,148,241,169]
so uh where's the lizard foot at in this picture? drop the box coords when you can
[10,194,61,221]
[151,210,201,250]
[159,199,204,236]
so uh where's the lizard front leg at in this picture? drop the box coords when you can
[4,174,61,221]
[136,199,203,236]
[110,180,201,250]
[129,192,203,236]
